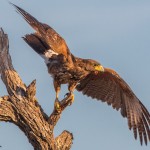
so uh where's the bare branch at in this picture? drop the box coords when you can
[0,96,17,122]
[48,94,74,127]
[0,28,26,97]
[55,130,73,150]
[0,28,13,71]
[0,28,73,149]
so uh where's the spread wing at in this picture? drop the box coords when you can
[11,3,72,60]
[76,68,150,145]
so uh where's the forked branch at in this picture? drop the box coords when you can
[0,28,73,150]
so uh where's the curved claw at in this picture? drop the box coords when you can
[64,92,74,106]
[64,92,69,98]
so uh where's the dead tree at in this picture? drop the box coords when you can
[0,28,73,149]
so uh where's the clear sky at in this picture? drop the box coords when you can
[0,0,150,149]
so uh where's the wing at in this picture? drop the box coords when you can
[11,3,72,60]
[76,68,150,145]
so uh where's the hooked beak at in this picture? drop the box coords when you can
[95,65,104,72]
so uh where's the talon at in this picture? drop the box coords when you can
[54,98,61,113]
[64,92,69,98]
[68,93,74,106]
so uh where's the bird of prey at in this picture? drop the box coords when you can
[12,4,150,145]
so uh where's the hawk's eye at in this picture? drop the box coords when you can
[94,64,98,67]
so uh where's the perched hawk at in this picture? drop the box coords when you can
[12,4,150,145]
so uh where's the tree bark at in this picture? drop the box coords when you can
[0,28,73,150]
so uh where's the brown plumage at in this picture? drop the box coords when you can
[12,3,150,145]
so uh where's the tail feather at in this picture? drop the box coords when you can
[23,34,50,55]
[23,34,59,64]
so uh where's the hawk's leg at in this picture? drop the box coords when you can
[54,80,61,100]
[65,83,77,105]
[53,80,61,113]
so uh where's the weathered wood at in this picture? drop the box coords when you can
[0,28,73,150]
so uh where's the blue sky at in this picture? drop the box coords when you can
[0,0,150,149]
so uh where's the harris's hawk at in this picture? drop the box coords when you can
[12,4,150,145]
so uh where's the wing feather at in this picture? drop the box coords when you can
[76,67,150,145]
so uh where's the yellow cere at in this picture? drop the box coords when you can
[95,65,104,72]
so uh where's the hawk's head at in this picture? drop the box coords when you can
[83,59,104,73]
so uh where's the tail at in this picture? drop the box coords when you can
[23,34,59,63]
[23,34,50,55]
